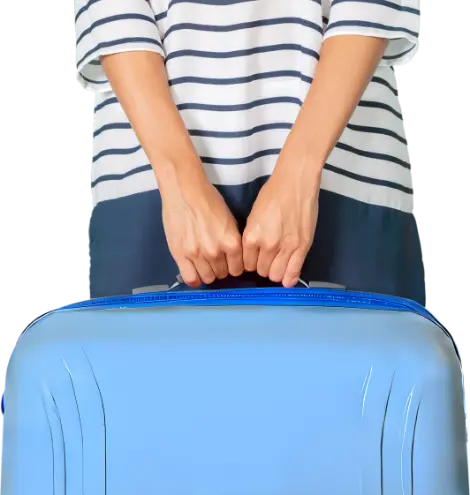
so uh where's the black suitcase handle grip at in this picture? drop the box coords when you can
[133,276,346,294]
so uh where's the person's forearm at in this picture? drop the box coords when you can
[281,36,388,175]
[101,51,207,197]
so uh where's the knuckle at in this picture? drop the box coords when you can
[184,245,200,259]
[243,231,259,248]
[203,245,220,260]
[283,234,300,250]
[301,232,314,248]
[262,238,280,252]
[223,235,241,254]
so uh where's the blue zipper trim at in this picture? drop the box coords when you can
[59,287,458,358]
[60,287,433,319]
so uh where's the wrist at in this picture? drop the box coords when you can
[285,103,344,168]
[272,157,322,202]
[152,152,208,200]
[275,139,324,185]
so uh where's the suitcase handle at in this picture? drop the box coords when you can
[173,277,346,291]
[133,277,346,294]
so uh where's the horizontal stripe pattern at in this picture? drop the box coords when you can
[163,17,323,41]
[76,13,157,45]
[78,0,419,213]
[74,0,165,91]
[165,44,320,64]
[330,0,419,16]
[324,0,420,65]
[92,160,414,213]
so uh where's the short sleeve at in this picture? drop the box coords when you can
[323,0,420,66]
[74,0,165,92]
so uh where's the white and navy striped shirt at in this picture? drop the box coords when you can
[74,0,420,213]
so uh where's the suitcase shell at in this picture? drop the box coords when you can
[1,288,468,495]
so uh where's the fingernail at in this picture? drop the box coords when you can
[284,278,298,288]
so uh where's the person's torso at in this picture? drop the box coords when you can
[92,0,413,214]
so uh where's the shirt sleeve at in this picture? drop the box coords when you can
[323,0,420,66]
[74,0,165,92]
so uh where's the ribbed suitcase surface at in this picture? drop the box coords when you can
[1,288,468,494]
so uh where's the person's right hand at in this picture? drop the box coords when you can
[161,172,244,288]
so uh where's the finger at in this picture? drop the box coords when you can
[243,246,259,272]
[282,248,308,288]
[194,257,217,285]
[257,245,278,278]
[202,244,228,279]
[269,246,296,283]
[224,236,244,277]
[242,233,260,272]
[227,253,244,277]
[208,254,229,280]
[177,258,202,288]
[220,230,244,278]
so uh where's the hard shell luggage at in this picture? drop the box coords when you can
[1,286,468,495]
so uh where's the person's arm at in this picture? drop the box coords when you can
[75,0,201,207]
[243,0,420,287]
[307,0,420,152]
[242,35,387,287]
[279,35,388,173]
[100,52,244,287]
[100,52,206,198]
[277,0,420,186]
[101,52,243,287]
[73,0,243,287]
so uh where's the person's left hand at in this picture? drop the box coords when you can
[242,147,322,287]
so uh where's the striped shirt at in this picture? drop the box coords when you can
[74,0,420,213]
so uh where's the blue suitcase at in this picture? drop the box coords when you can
[1,286,469,494]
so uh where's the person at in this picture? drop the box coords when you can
[74,0,424,304]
